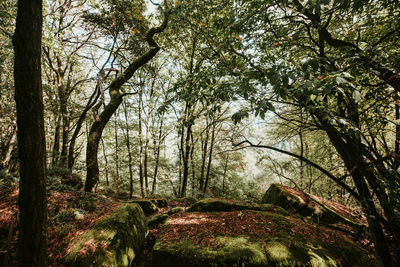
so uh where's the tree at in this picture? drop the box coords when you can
[84,2,170,192]
[13,0,47,265]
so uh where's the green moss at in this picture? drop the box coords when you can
[64,204,148,267]
[131,200,159,214]
[153,236,267,267]
[148,213,169,227]
[149,198,168,208]
[168,207,184,215]
[187,198,288,214]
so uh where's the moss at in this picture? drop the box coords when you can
[153,236,267,267]
[64,203,148,267]
[187,198,287,214]
[149,198,168,208]
[130,200,159,214]
[262,184,315,217]
[148,213,169,227]
[168,207,184,215]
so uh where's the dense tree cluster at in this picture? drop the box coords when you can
[1,0,399,266]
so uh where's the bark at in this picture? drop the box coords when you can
[222,154,229,195]
[84,11,169,192]
[180,104,193,197]
[13,0,47,266]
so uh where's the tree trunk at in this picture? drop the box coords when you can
[152,115,164,194]
[138,87,145,197]
[84,12,169,192]
[203,122,216,193]
[13,0,47,266]
[199,119,209,191]
[1,127,17,170]
[51,114,61,167]
[180,105,192,197]
[114,113,120,190]
[101,137,109,186]
[123,98,134,198]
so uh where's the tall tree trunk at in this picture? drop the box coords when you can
[13,0,47,266]
[222,154,229,195]
[52,114,61,167]
[114,113,120,190]
[123,98,134,198]
[152,115,164,194]
[180,103,192,197]
[2,127,17,170]
[84,12,169,192]
[101,137,109,186]
[203,122,215,193]
[144,123,149,195]
[138,87,145,197]
[199,119,209,191]
[68,87,99,170]
[190,131,196,196]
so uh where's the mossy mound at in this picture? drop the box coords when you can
[169,197,197,207]
[168,207,185,215]
[131,200,159,214]
[187,198,288,215]
[261,184,362,228]
[152,210,377,267]
[148,213,169,227]
[64,203,148,267]
[149,198,168,208]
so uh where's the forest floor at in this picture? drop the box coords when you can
[0,182,378,267]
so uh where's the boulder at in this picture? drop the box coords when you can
[152,210,377,267]
[187,198,288,215]
[61,173,83,190]
[261,184,363,228]
[148,213,169,227]
[149,198,168,208]
[168,207,185,215]
[64,203,148,267]
[131,200,159,214]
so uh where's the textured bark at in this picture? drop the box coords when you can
[203,122,215,193]
[13,0,47,266]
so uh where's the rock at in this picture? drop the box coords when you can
[261,183,363,228]
[187,198,288,215]
[73,209,85,220]
[169,197,197,207]
[64,203,148,267]
[61,173,83,190]
[149,198,168,208]
[168,207,184,215]
[131,200,159,214]
[148,213,169,227]
[152,210,377,267]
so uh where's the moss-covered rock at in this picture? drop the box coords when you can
[64,203,148,267]
[262,183,315,217]
[261,184,363,228]
[131,200,159,214]
[148,213,169,227]
[168,207,185,215]
[149,198,168,208]
[187,198,288,215]
[152,210,377,267]
[169,197,198,207]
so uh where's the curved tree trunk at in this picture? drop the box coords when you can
[84,11,169,192]
[13,0,47,266]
